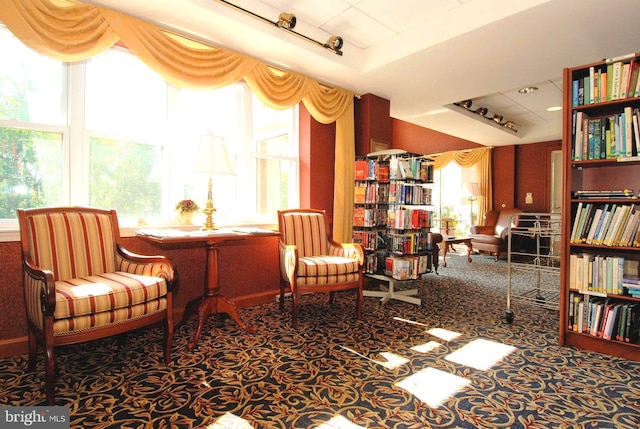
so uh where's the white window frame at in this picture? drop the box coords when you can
[0,30,299,242]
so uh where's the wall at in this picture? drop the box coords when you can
[299,104,336,217]
[391,118,482,155]
[515,140,563,212]
[355,94,391,156]
[492,145,516,210]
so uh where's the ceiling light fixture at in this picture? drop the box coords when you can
[216,0,344,56]
[277,12,296,29]
[450,100,518,134]
[518,86,539,94]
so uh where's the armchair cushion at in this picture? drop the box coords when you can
[52,272,167,320]
[297,255,360,277]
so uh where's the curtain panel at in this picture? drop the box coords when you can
[429,147,492,224]
[0,0,355,241]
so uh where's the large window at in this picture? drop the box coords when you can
[432,162,480,236]
[0,25,299,229]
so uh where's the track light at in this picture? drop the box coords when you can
[217,1,344,56]
[277,13,296,29]
[451,100,518,134]
[325,36,343,51]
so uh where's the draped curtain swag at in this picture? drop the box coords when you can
[429,147,492,224]
[0,0,356,241]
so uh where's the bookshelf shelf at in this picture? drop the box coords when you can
[353,151,436,305]
[560,53,640,361]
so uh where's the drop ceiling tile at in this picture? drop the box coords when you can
[355,0,461,32]
[322,7,395,48]
[256,0,351,27]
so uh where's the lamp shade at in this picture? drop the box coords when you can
[469,182,482,197]
[193,134,235,175]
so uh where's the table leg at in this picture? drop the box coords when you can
[188,241,256,350]
[441,242,449,267]
[465,241,473,263]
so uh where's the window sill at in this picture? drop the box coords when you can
[0,222,278,243]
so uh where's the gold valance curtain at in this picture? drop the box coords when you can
[429,147,492,224]
[0,0,355,241]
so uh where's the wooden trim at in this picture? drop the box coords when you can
[0,336,28,359]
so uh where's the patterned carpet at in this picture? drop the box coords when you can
[1,252,640,428]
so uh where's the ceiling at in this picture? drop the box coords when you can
[86,0,640,147]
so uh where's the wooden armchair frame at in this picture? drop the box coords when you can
[18,206,176,405]
[278,209,364,328]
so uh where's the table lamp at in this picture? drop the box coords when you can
[193,134,235,231]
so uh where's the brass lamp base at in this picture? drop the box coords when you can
[202,176,217,231]
[202,199,217,231]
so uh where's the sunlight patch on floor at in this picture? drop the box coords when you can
[445,338,516,370]
[207,412,253,429]
[396,367,470,408]
[316,415,366,428]
[411,341,443,353]
[427,327,461,341]
[339,346,409,369]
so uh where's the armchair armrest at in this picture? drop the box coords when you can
[22,257,56,325]
[470,225,495,235]
[116,246,176,290]
[328,241,364,266]
[278,240,298,285]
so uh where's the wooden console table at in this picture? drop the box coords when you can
[137,228,278,349]
[439,236,473,267]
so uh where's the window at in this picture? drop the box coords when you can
[432,162,480,236]
[0,25,299,229]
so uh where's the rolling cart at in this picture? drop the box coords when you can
[505,212,561,323]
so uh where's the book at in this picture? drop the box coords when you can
[624,304,640,343]
[628,61,640,98]
[584,208,603,244]
[570,202,584,243]
[611,61,623,100]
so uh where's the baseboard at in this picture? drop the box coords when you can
[0,336,27,359]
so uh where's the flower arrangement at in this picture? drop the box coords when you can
[175,199,199,214]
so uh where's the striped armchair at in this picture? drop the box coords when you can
[17,206,176,405]
[278,209,364,328]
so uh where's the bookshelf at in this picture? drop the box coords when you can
[560,53,640,361]
[353,151,435,305]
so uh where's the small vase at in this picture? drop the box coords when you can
[178,212,195,225]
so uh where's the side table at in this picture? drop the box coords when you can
[137,228,278,349]
[439,236,473,267]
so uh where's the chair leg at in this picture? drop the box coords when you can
[279,282,286,311]
[291,293,299,329]
[163,300,174,364]
[27,329,37,371]
[329,291,335,304]
[44,344,55,406]
[355,278,363,321]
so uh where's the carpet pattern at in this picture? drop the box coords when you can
[1,252,640,428]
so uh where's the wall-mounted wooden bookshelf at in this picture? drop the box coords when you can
[560,52,640,361]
